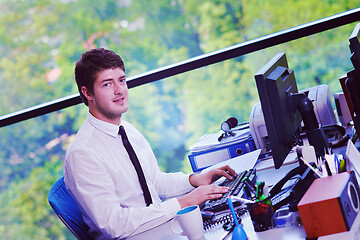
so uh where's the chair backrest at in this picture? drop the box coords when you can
[48,177,91,240]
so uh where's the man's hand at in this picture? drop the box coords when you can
[177,185,230,208]
[177,165,236,208]
[189,165,236,187]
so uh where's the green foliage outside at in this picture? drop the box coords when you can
[0,0,359,238]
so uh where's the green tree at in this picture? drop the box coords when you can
[0,156,72,239]
[0,1,359,238]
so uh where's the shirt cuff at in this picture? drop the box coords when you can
[162,197,182,218]
[185,173,196,191]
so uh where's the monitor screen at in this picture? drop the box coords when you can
[255,52,303,169]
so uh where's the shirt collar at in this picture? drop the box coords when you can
[87,112,120,138]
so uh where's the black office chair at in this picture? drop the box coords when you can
[48,177,91,240]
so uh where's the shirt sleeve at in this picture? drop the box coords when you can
[64,147,183,239]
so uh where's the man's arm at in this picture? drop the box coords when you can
[64,147,182,239]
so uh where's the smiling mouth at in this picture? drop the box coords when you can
[113,97,124,102]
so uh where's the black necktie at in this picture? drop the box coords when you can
[119,126,153,206]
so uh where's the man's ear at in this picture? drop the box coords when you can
[81,86,93,102]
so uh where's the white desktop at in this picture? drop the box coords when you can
[128,150,308,240]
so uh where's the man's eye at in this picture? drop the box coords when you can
[103,83,110,87]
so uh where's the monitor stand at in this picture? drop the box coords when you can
[292,93,330,157]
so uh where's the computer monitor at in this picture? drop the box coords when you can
[255,53,302,168]
[346,22,360,138]
[349,23,360,69]
[255,52,329,169]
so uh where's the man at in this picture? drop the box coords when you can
[64,48,236,239]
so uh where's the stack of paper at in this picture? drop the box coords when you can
[190,124,252,153]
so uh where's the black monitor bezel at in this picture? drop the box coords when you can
[349,22,360,70]
[347,22,360,138]
[255,52,302,169]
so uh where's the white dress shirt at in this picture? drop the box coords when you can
[64,113,194,239]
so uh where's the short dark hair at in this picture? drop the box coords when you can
[75,48,125,106]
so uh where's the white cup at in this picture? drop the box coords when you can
[170,205,205,240]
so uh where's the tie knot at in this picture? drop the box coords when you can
[119,125,130,145]
[119,125,126,137]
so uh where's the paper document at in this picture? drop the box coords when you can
[346,139,360,178]
[254,150,298,171]
[190,124,252,153]
[201,149,261,174]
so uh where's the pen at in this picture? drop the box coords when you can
[243,185,251,199]
[323,158,332,176]
[242,177,256,193]
[334,154,340,174]
[227,197,248,240]
[299,156,322,178]
[230,195,256,204]
[259,182,264,197]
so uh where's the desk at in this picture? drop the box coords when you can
[128,159,307,240]
[128,139,359,240]
[127,213,306,240]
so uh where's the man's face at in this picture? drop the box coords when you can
[81,67,128,125]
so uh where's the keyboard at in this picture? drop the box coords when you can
[202,169,256,212]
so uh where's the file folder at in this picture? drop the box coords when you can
[188,137,256,172]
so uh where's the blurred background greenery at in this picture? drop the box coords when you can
[0,0,359,238]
